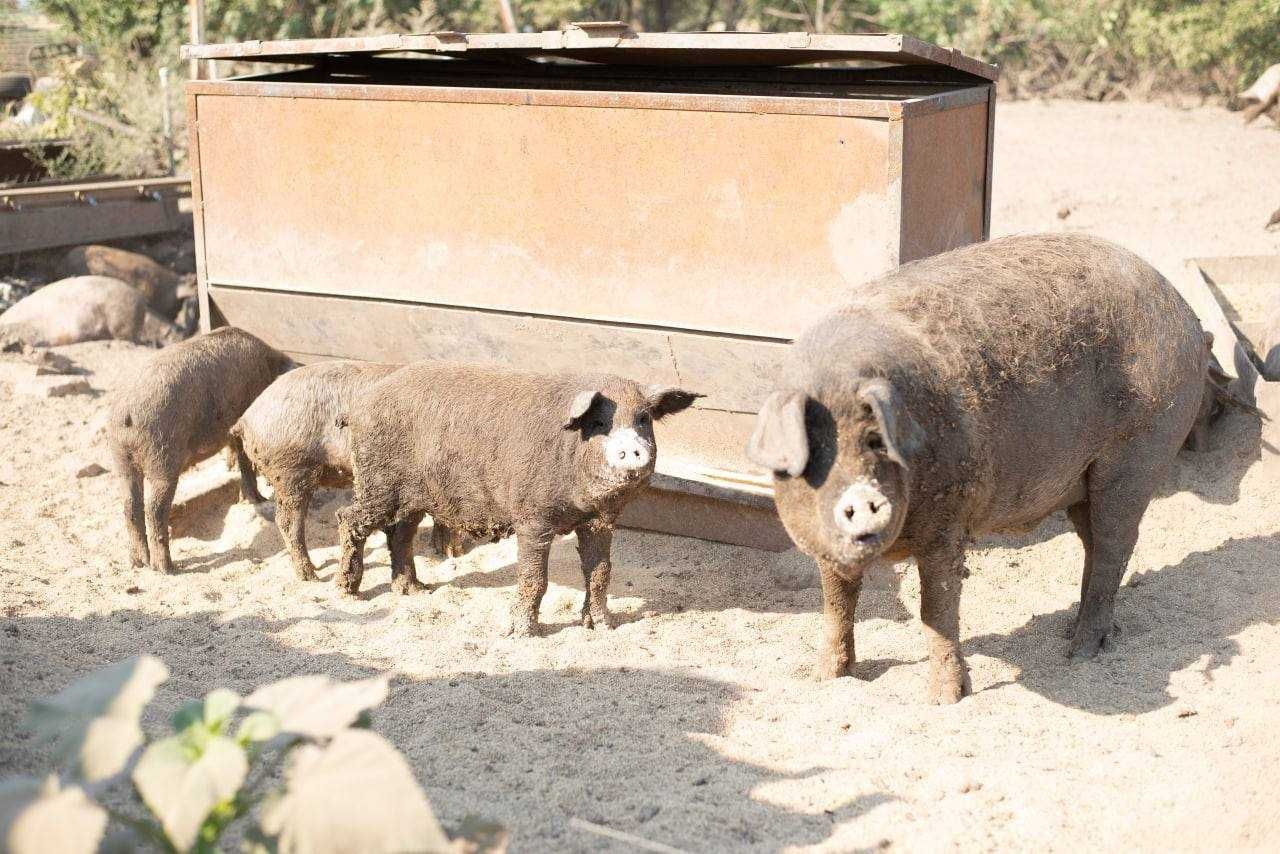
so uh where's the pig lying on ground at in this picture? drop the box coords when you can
[232,360,472,582]
[58,245,188,318]
[0,276,182,348]
[748,233,1210,704]
[337,363,699,633]
[108,327,293,573]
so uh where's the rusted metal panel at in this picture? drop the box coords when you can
[898,100,989,264]
[182,29,999,81]
[185,32,997,547]
[206,285,788,415]
[195,91,898,340]
[617,473,793,551]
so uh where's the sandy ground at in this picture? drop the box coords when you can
[2,100,1280,852]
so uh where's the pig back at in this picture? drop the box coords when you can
[348,363,604,527]
[114,328,286,458]
[239,360,398,473]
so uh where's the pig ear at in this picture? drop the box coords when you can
[564,389,602,430]
[747,391,809,478]
[859,379,923,468]
[644,385,703,420]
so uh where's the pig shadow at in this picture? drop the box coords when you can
[964,533,1280,715]
[0,609,897,853]
[447,531,915,632]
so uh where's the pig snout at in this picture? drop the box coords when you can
[604,428,653,474]
[832,480,894,547]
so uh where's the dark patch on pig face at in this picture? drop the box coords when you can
[759,384,917,573]
[564,384,701,492]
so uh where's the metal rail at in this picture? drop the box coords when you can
[0,175,190,212]
[0,175,192,254]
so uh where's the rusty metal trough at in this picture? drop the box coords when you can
[182,26,997,550]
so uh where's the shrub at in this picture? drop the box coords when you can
[0,656,504,853]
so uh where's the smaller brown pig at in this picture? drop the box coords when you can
[232,360,471,584]
[108,327,293,573]
[338,363,700,634]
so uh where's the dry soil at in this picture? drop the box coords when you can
[2,100,1279,852]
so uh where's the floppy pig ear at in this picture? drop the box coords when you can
[564,389,602,430]
[644,385,704,420]
[746,391,809,478]
[859,379,923,468]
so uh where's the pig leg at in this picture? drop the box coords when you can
[336,498,395,597]
[1063,501,1094,639]
[430,522,461,558]
[815,559,861,680]
[227,433,266,503]
[507,527,552,638]
[389,511,429,595]
[143,471,180,574]
[918,545,970,704]
[113,448,149,568]
[1068,456,1164,661]
[269,472,320,582]
[575,522,613,630]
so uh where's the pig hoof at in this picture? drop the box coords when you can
[505,620,540,639]
[1068,628,1118,661]
[392,576,430,596]
[814,656,853,680]
[581,612,614,631]
[927,681,966,705]
[296,567,320,582]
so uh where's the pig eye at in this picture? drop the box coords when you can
[637,412,651,426]
[865,431,885,452]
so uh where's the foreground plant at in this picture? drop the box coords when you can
[0,656,503,853]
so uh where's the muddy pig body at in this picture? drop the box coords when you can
[108,327,293,573]
[748,233,1206,704]
[233,360,470,582]
[338,363,699,632]
[0,276,181,348]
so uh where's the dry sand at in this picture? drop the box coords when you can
[2,100,1280,852]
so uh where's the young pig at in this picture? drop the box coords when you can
[232,360,470,582]
[0,276,182,348]
[108,327,293,573]
[748,233,1207,704]
[337,363,699,633]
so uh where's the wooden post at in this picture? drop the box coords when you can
[497,0,517,33]
[189,0,205,81]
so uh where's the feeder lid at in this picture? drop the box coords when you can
[182,24,998,81]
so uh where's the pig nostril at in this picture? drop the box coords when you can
[868,501,881,513]
[843,505,856,521]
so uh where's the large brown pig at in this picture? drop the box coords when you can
[337,364,699,634]
[108,327,293,573]
[232,360,470,583]
[748,233,1207,704]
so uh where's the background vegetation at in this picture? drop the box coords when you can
[6,0,1280,179]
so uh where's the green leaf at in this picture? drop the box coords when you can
[452,815,509,853]
[0,776,108,854]
[24,655,170,782]
[243,676,388,740]
[260,730,452,854]
[202,689,240,732]
[132,733,248,852]
[235,711,280,746]
[171,700,203,733]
